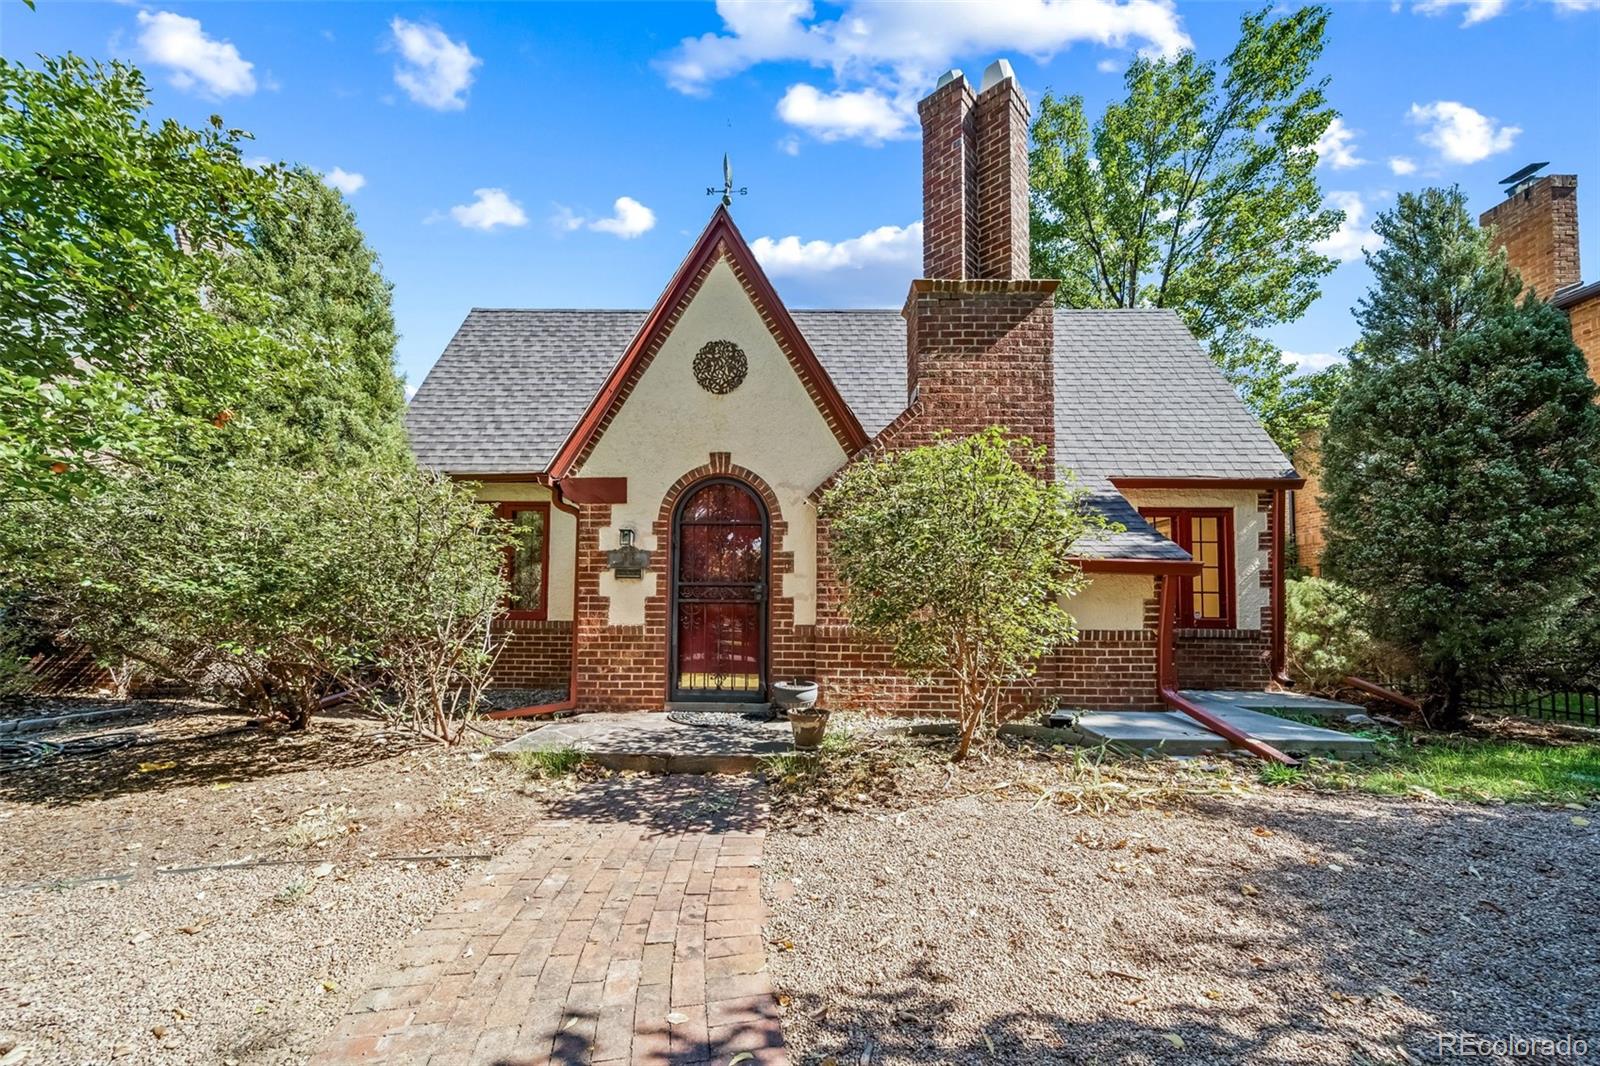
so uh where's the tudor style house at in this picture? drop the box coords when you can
[406,61,1302,716]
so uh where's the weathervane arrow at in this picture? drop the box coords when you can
[707,152,748,207]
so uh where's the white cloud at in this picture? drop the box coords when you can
[1283,349,1347,375]
[1312,117,1365,170]
[1414,0,1508,25]
[324,167,366,195]
[136,11,256,96]
[1097,57,1123,73]
[658,0,1191,143]
[751,220,922,276]
[1407,100,1520,164]
[552,197,658,239]
[777,135,802,156]
[776,84,913,143]
[1387,156,1418,175]
[1312,192,1383,264]
[1554,0,1600,10]
[449,188,528,231]
[389,17,480,111]
[589,197,657,239]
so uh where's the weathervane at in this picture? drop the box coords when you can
[707,153,747,207]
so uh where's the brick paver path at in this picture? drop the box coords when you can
[311,776,786,1066]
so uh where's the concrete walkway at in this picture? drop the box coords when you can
[495,713,793,774]
[311,776,786,1066]
[1052,690,1376,758]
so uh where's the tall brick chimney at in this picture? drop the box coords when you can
[1480,173,1581,299]
[906,60,1058,471]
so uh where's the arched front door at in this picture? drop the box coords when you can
[670,479,768,701]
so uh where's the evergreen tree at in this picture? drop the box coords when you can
[1355,186,1521,366]
[1323,290,1600,725]
[221,165,407,467]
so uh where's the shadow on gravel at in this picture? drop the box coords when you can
[781,793,1596,1065]
[0,703,399,808]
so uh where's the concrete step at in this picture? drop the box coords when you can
[663,702,771,714]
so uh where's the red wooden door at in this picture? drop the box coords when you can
[672,481,767,699]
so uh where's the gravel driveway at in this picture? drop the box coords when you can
[763,783,1598,1064]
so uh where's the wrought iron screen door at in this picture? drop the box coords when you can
[671,479,767,700]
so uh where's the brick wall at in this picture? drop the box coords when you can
[489,619,572,690]
[973,70,1030,281]
[1567,291,1600,390]
[919,74,978,280]
[1480,174,1581,301]
[1174,626,1272,690]
[1290,429,1325,576]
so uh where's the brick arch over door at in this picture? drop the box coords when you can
[652,453,813,696]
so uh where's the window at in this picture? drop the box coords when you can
[1140,508,1235,629]
[499,502,549,619]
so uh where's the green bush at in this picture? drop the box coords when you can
[2,461,508,737]
[1284,577,1369,689]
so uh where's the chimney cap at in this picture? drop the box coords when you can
[933,68,965,91]
[1499,161,1550,197]
[979,59,1016,92]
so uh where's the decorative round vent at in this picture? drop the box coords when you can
[692,340,748,395]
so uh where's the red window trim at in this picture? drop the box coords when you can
[498,501,551,621]
[1138,507,1236,629]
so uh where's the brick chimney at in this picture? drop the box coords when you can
[1480,173,1581,299]
[906,60,1058,471]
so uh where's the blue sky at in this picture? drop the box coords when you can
[4,0,1598,388]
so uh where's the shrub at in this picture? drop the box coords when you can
[2,461,508,738]
[1284,577,1370,690]
[821,429,1104,759]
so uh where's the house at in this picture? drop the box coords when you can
[1291,167,1598,576]
[406,61,1301,715]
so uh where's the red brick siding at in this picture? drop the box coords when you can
[1174,624,1272,690]
[1569,292,1600,393]
[488,619,572,690]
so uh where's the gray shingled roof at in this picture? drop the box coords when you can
[405,305,1292,561]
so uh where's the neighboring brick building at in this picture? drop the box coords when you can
[406,60,1300,716]
[1480,171,1600,388]
[1291,170,1599,576]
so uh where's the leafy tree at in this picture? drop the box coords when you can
[3,462,509,737]
[0,55,275,499]
[821,430,1102,759]
[1029,4,1341,451]
[218,165,407,467]
[1321,297,1600,726]
[1284,576,1375,690]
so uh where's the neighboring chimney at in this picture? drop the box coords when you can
[918,69,978,280]
[1480,173,1581,299]
[974,59,1031,281]
[904,60,1058,473]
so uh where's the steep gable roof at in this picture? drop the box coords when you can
[545,206,867,477]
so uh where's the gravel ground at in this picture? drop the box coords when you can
[763,767,1599,1065]
[0,701,549,1065]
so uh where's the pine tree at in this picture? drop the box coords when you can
[1323,285,1600,725]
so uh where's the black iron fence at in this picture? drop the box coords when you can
[1471,681,1600,727]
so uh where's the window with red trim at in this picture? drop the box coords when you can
[1140,508,1235,628]
[498,502,549,619]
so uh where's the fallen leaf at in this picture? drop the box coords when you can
[311,863,334,878]
[0,1047,32,1066]
[172,1007,189,1020]
[776,993,792,1007]
[1163,1033,1185,1049]
[729,1055,755,1065]
[1572,817,1590,827]
[1203,989,1222,1001]
[1252,826,1274,837]
[137,761,177,774]
[1124,994,1146,1006]
[129,930,153,945]
[321,980,338,993]
[665,1011,688,1025]
[150,1026,167,1039]
[983,1033,996,1056]
[1240,884,1260,897]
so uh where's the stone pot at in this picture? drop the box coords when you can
[771,679,819,712]
[788,708,830,750]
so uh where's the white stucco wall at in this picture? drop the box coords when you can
[574,258,850,626]
[1120,488,1269,630]
[1066,572,1155,631]
[472,481,577,622]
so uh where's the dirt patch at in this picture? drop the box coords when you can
[762,751,1599,1065]
[0,700,549,1064]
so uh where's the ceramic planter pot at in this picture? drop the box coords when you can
[787,708,830,749]
[771,679,819,712]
